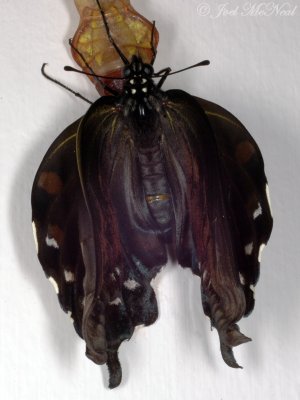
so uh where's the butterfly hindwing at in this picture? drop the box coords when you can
[155,90,273,367]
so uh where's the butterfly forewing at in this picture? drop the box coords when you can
[199,96,273,308]
[31,119,87,335]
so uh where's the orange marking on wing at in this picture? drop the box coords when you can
[37,172,63,195]
[235,141,256,164]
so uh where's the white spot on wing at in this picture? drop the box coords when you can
[124,279,140,290]
[266,184,273,215]
[244,242,254,255]
[142,87,147,93]
[32,221,39,253]
[66,311,74,322]
[45,235,59,249]
[115,267,120,276]
[109,297,122,306]
[134,324,145,332]
[250,284,256,299]
[64,270,75,282]
[253,203,262,219]
[239,273,245,285]
[48,276,59,294]
[258,243,266,262]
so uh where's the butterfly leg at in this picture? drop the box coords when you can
[156,68,172,89]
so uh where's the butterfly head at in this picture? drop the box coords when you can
[123,55,155,100]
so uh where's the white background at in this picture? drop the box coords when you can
[1,0,299,399]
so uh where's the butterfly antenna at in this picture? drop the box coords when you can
[64,65,125,81]
[155,60,210,77]
[41,63,92,104]
[96,0,129,65]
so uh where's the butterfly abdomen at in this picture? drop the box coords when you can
[138,143,173,232]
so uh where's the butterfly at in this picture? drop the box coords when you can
[32,0,273,389]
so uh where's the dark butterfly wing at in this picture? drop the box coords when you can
[31,115,117,381]
[32,99,163,388]
[74,97,134,384]
[197,96,273,314]
[76,97,169,388]
[31,118,86,336]
[159,89,273,367]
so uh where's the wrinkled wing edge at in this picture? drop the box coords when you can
[163,90,273,368]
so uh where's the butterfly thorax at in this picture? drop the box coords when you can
[122,55,161,117]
